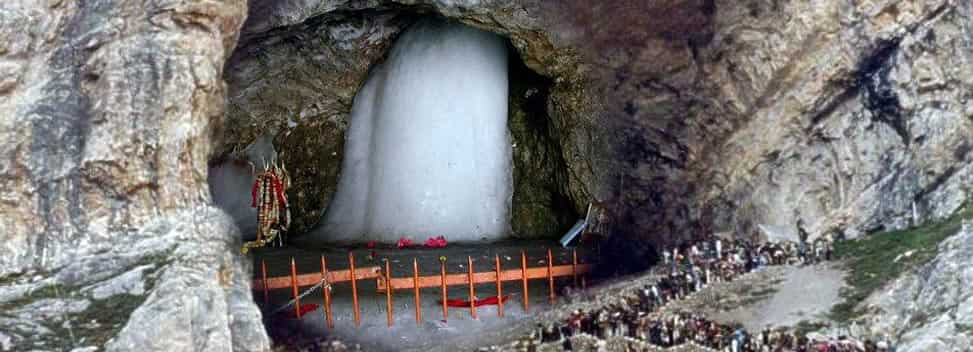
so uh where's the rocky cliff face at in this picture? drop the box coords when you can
[0,0,268,350]
[861,222,973,350]
[686,0,973,243]
[3,0,973,350]
[547,0,973,247]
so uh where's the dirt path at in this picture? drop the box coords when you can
[663,263,846,331]
[714,263,845,330]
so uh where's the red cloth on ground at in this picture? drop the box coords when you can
[423,236,448,248]
[278,304,319,319]
[441,295,509,307]
[397,238,414,248]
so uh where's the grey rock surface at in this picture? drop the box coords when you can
[861,222,973,351]
[83,264,153,300]
[0,0,246,278]
[0,0,269,350]
[0,207,270,351]
[691,0,973,243]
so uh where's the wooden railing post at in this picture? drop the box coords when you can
[321,255,333,328]
[572,249,579,288]
[521,251,529,312]
[290,258,301,318]
[413,257,422,325]
[349,252,360,327]
[440,257,448,322]
[547,249,555,304]
[261,259,269,307]
[385,259,393,327]
[468,256,477,320]
[495,254,503,318]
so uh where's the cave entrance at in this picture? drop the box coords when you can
[211,11,592,350]
[304,18,578,244]
[211,15,578,245]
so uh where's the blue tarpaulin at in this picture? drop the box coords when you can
[559,203,593,247]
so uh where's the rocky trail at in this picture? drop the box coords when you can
[476,259,846,352]
[661,264,845,332]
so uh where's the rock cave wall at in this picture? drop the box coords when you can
[550,0,973,249]
[0,0,269,350]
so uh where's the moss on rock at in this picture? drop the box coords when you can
[829,205,973,323]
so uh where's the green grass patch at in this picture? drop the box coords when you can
[67,293,148,347]
[0,272,27,286]
[3,260,164,350]
[0,283,70,312]
[27,293,150,350]
[956,323,973,335]
[829,205,973,323]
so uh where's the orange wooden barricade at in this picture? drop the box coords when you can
[572,249,579,287]
[522,251,529,312]
[261,259,269,306]
[254,266,381,289]
[495,255,503,318]
[321,256,333,328]
[468,256,476,320]
[290,258,301,318]
[547,249,555,304]
[440,259,448,321]
[385,259,393,327]
[413,258,422,325]
[374,263,593,291]
[253,248,593,328]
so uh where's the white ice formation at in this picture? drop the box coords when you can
[311,20,512,243]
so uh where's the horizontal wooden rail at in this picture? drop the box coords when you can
[255,266,381,290]
[376,264,593,292]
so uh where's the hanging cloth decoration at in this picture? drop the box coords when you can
[242,162,291,254]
